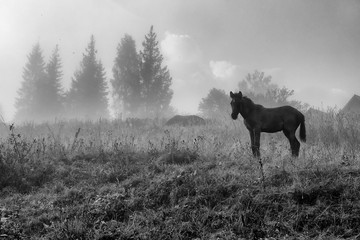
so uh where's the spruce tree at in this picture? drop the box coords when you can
[112,34,142,118]
[44,45,64,118]
[15,43,47,122]
[140,26,173,117]
[66,35,109,120]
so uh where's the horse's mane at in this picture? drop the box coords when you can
[242,96,264,110]
[242,96,255,105]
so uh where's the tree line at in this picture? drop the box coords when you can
[15,25,302,123]
[15,26,173,122]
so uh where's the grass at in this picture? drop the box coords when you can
[0,112,360,239]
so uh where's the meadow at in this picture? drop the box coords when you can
[0,111,360,240]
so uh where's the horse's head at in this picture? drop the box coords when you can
[230,91,243,120]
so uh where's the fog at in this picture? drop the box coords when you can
[1,0,359,122]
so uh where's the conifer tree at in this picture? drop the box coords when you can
[44,45,64,118]
[112,34,142,117]
[66,35,109,119]
[140,26,173,117]
[15,43,47,122]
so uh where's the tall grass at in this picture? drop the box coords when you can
[0,110,359,239]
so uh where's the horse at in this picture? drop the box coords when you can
[230,91,306,157]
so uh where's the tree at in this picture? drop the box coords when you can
[237,70,299,108]
[238,70,277,97]
[112,34,142,118]
[140,26,173,117]
[66,35,109,120]
[15,43,47,122]
[265,87,294,106]
[199,88,230,119]
[43,45,64,118]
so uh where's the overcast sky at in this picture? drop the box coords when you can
[1,0,359,121]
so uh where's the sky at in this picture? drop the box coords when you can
[0,0,359,121]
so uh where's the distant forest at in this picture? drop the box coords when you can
[15,26,173,122]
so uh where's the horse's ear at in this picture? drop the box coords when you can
[230,91,234,98]
[238,91,242,98]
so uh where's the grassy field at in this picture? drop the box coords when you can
[0,112,360,239]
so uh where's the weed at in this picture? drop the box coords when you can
[0,113,360,239]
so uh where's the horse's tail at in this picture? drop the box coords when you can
[299,115,306,142]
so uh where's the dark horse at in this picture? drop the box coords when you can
[230,91,306,157]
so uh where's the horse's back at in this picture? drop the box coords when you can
[269,105,304,118]
[278,106,304,122]
[259,105,304,130]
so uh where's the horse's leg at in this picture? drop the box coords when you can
[291,131,300,157]
[283,129,292,155]
[292,135,300,157]
[283,129,300,157]
[248,129,256,156]
[250,129,261,157]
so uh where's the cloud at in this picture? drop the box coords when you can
[161,32,203,70]
[160,31,205,87]
[161,33,191,60]
[160,32,214,113]
[209,60,237,79]
[330,88,347,96]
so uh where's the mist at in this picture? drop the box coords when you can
[2,2,360,238]
[1,0,360,122]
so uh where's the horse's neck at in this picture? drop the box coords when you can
[239,99,257,119]
[240,108,251,119]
